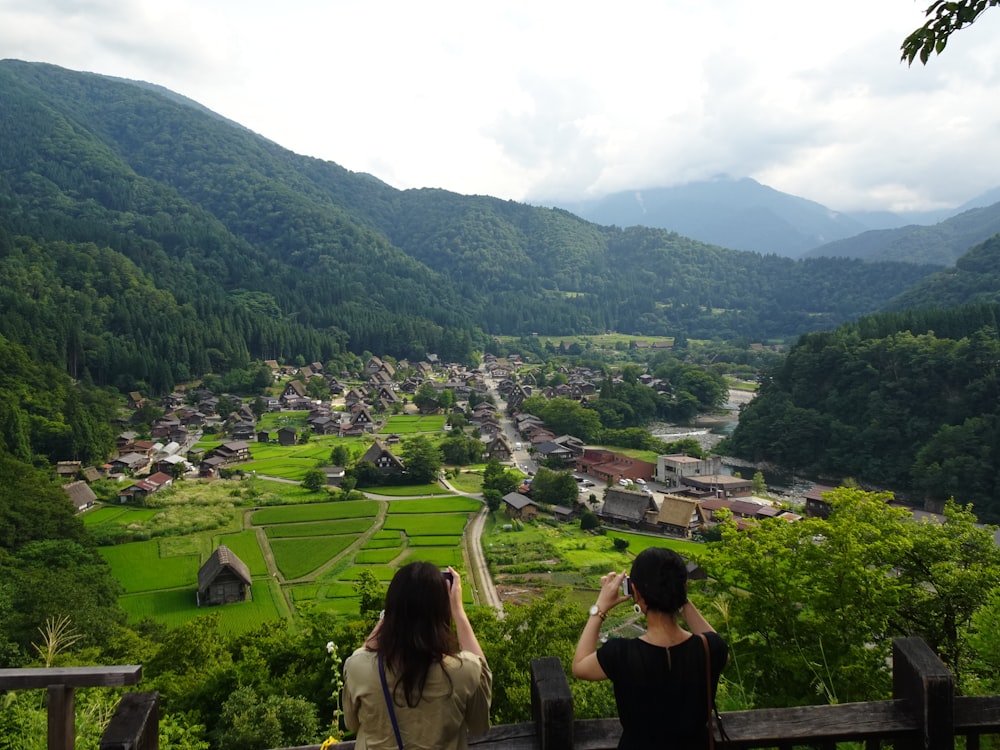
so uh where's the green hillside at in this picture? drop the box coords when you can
[0,59,941,386]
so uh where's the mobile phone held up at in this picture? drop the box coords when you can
[621,575,631,597]
[442,569,454,587]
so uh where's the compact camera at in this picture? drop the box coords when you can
[621,575,631,597]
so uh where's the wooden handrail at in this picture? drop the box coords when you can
[0,666,142,750]
[6,640,1000,750]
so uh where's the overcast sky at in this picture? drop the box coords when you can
[2,0,999,212]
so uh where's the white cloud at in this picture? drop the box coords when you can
[1,0,998,212]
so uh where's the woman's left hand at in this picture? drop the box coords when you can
[445,566,464,613]
[596,570,630,614]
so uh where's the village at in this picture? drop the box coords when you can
[56,350,842,551]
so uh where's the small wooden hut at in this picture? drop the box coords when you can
[197,545,252,606]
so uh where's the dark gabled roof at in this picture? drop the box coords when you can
[360,440,406,470]
[601,489,657,522]
[502,492,537,510]
[198,545,252,592]
[533,441,574,456]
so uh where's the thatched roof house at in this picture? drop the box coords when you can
[600,488,657,525]
[63,480,97,512]
[197,545,252,606]
[655,494,705,538]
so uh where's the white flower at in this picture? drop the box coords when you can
[326,641,336,654]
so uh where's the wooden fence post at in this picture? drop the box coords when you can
[531,657,574,750]
[99,691,159,750]
[893,637,954,750]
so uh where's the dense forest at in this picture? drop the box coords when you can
[722,299,1000,522]
[0,60,941,395]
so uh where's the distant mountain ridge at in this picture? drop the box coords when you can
[804,202,1000,266]
[545,177,1000,263]
[548,177,869,258]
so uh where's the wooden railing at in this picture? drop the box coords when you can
[2,638,998,750]
[0,665,144,750]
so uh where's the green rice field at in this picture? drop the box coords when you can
[99,540,201,593]
[265,518,375,538]
[381,415,447,433]
[383,513,469,537]
[367,484,453,497]
[251,500,377,525]
[270,535,358,579]
[354,548,404,564]
[214,530,269,575]
[387,498,480,513]
[118,579,286,634]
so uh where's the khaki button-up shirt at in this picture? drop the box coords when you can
[343,648,492,750]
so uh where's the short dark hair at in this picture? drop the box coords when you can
[379,562,458,706]
[629,547,688,614]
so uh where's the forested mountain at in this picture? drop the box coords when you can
[0,60,941,392]
[548,176,870,258]
[803,202,1000,265]
[722,302,1000,522]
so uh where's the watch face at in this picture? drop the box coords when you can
[589,605,600,616]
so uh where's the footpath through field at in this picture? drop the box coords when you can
[437,475,502,612]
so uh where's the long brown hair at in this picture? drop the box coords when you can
[379,561,458,706]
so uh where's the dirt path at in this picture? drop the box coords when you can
[465,507,503,612]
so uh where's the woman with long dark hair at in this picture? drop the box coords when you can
[572,547,727,749]
[343,562,492,749]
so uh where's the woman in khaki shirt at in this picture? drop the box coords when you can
[343,562,492,750]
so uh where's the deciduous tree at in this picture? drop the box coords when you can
[902,0,999,64]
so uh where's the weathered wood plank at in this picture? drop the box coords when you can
[893,636,954,750]
[99,692,159,750]
[531,657,574,750]
[0,665,142,690]
[955,695,1000,731]
[709,700,914,745]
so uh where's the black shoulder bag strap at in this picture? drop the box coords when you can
[699,633,730,749]
[377,652,404,750]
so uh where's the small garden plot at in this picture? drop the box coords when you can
[256,411,310,430]
[387,498,480,513]
[354,548,402,564]
[265,518,374,538]
[99,540,200,593]
[270,535,356,579]
[604,531,701,558]
[382,414,446,433]
[214,530,269,576]
[252,500,377,525]
[383,513,468,537]
[119,580,286,634]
